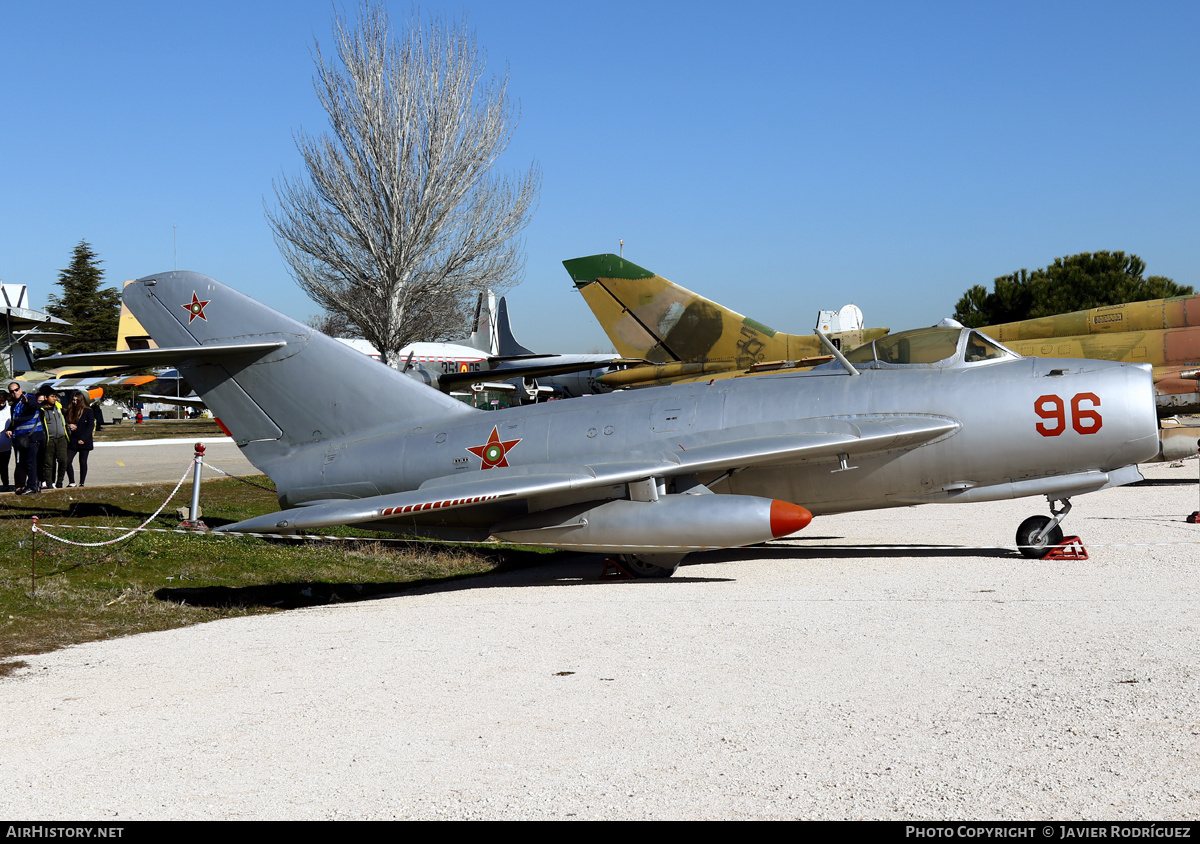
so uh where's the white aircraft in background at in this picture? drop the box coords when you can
[1,282,156,398]
[345,291,618,403]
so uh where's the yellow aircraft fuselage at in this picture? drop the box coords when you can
[978,296,1200,413]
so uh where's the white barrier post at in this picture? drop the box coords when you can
[180,442,208,531]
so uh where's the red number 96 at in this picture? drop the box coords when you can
[1035,393,1102,437]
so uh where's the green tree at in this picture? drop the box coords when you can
[954,251,1193,327]
[43,240,121,356]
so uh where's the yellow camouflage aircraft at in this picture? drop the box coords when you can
[977,296,1200,413]
[976,296,1200,460]
[562,254,889,388]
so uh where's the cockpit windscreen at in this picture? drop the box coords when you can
[845,327,961,365]
[843,327,1017,368]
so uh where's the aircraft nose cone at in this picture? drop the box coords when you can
[770,500,813,537]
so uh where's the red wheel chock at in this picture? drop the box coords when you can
[1187,512,1200,524]
[1043,536,1088,560]
[601,557,634,580]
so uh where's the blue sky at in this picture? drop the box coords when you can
[3,1,1197,352]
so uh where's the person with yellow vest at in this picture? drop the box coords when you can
[38,386,69,490]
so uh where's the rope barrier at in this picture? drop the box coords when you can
[24,454,478,548]
[31,465,194,547]
[197,459,275,492]
[30,523,490,545]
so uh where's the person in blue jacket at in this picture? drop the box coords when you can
[0,386,12,492]
[5,381,45,494]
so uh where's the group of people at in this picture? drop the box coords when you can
[1,382,97,494]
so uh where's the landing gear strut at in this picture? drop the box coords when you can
[1016,497,1071,559]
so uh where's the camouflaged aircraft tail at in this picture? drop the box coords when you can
[562,254,886,368]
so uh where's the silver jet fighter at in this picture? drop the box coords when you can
[45,273,1161,575]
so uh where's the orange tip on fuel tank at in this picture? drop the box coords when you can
[770,500,813,538]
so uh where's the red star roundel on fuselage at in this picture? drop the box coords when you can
[466,426,521,469]
[183,292,210,323]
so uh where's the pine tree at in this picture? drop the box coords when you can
[954,251,1194,327]
[44,240,121,355]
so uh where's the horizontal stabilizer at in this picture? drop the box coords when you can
[139,394,207,409]
[43,372,157,388]
[38,342,285,370]
[16,329,74,341]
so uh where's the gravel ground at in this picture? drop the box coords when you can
[3,461,1199,820]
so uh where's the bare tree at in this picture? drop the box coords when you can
[306,308,362,339]
[268,5,540,365]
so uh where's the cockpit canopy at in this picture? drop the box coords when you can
[843,326,1019,369]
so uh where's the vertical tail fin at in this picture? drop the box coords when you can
[121,272,473,465]
[563,254,788,364]
[563,254,888,366]
[116,280,156,350]
[464,290,500,355]
[494,297,535,357]
[8,335,38,373]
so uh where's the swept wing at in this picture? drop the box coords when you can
[38,342,285,369]
[220,414,958,534]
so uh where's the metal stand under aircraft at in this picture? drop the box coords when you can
[1016,497,1074,559]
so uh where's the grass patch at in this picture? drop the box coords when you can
[0,476,560,674]
[95,418,226,442]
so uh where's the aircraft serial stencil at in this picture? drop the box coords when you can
[42,271,1160,575]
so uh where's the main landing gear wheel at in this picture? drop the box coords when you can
[617,554,683,578]
[1016,515,1064,559]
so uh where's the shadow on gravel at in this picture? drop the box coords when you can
[153,552,738,609]
[153,540,1018,613]
[157,580,441,609]
[1130,479,1198,487]
[706,544,1017,561]
[1088,514,1194,524]
[153,548,562,609]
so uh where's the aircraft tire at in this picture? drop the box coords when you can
[1015,516,1064,559]
[618,554,682,578]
